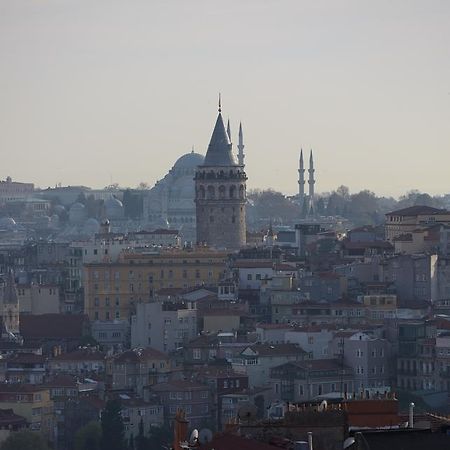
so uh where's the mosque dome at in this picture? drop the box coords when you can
[69,202,87,225]
[172,151,204,172]
[0,217,17,230]
[104,196,124,220]
[83,218,100,235]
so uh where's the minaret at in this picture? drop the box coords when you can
[226,119,231,141]
[308,149,315,215]
[298,149,305,199]
[237,122,245,167]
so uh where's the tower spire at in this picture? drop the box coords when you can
[218,93,221,113]
[237,122,245,166]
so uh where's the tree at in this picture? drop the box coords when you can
[148,425,172,450]
[100,400,126,450]
[75,421,101,450]
[0,431,51,450]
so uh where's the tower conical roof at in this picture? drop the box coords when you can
[203,112,238,166]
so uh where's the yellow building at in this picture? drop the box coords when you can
[84,247,228,321]
[359,294,397,321]
[385,205,450,242]
[0,385,54,442]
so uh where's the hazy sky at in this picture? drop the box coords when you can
[1,0,449,197]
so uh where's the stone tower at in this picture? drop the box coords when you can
[195,100,247,250]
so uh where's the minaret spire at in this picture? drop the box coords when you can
[298,149,305,199]
[227,119,231,141]
[237,122,245,166]
[308,149,315,216]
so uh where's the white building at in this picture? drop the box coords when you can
[131,301,197,353]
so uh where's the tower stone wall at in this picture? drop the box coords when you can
[195,167,247,249]
[195,103,247,250]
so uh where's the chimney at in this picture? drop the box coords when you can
[173,409,189,450]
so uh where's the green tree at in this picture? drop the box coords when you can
[100,400,126,450]
[148,425,172,450]
[0,431,51,450]
[75,421,101,450]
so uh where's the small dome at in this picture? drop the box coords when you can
[83,218,100,235]
[0,217,16,230]
[104,196,124,220]
[69,202,87,225]
[172,152,204,171]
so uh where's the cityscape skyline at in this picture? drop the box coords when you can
[1,0,450,196]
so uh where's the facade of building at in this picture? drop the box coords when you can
[84,248,228,321]
[16,283,60,314]
[232,343,310,388]
[131,300,197,353]
[195,103,247,250]
[331,331,391,391]
[107,347,171,396]
[0,177,34,205]
[385,206,450,242]
[0,385,54,441]
[149,380,212,429]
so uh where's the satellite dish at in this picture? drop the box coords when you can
[198,428,213,444]
[318,400,328,412]
[343,437,355,449]
[190,429,199,444]
[237,403,258,423]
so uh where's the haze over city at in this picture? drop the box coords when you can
[1,0,449,196]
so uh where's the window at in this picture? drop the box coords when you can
[170,392,177,400]
[247,274,252,281]
[193,348,201,360]
[201,391,208,399]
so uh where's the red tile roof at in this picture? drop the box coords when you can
[199,433,279,450]
[20,314,88,339]
[112,347,168,363]
[247,343,307,357]
[52,349,106,362]
[386,206,447,217]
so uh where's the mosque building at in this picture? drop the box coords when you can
[143,151,205,241]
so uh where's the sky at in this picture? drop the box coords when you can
[0,0,449,197]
